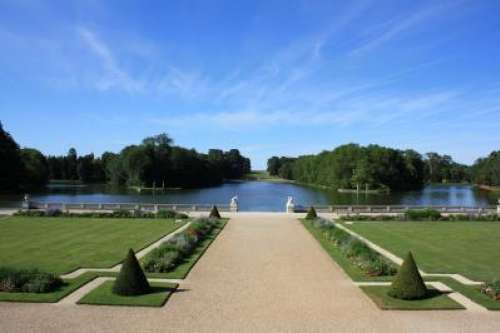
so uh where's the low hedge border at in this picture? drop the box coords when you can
[339,210,500,222]
[143,218,227,278]
[14,208,189,220]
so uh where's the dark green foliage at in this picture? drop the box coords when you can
[0,122,26,192]
[0,267,62,293]
[144,218,219,273]
[338,214,400,221]
[388,252,428,300]
[209,206,221,219]
[19,148,49,188]
[113,249,151,296]
[472,150,500,186]
[424,152,470,183]
[268,144,473,191]
[405,209,441,221]
[305,206,317,220]
[310,219,397,277]
[157,209,189,219]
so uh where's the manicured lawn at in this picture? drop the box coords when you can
[0,217,187,274]
[0,272,98,303]
[347,222,500,281]
[144,219,228,279]
[361,286,464,310]
[77,281,177,307]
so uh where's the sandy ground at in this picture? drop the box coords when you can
[1,214,500,332]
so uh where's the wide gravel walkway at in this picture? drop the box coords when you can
[1,213,500,332]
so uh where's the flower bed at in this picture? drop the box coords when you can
[481,280,500,300]
[0,267,62,293]
[14,208,189,219]
[143,217,219,273]
[310,218,397,277]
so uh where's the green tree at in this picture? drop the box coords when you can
[388,251,427,300]
[19,148,49,188]
[0,122,24,191]
[113,249,151,296]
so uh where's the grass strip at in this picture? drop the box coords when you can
[77,281,177,307]
[361,286,464,310]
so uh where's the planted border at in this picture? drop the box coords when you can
[303,218,397,279]
[143,218,228,279]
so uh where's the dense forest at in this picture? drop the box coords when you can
[267,144,499,191]
[0,122,250,192]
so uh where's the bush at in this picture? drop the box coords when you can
[0,267,62,293]
[209,206,221,219]
[305,206,317,220]
[309,219,397,277]
[338,214,400,221]
[405,209,441,221]
[111,209,133,218]
[143,217,219,273]
[388,251,428,300]
[113,249,151,296]
[45,208,62,217]
[157,209,177,219]
[480,280,500,300]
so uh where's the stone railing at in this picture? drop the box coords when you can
[305,204,497,214]
[28,202,233,213]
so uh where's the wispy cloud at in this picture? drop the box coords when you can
[349,1,466,56]
[78,27,144,93]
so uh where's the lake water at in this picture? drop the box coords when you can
[1,182,498,212]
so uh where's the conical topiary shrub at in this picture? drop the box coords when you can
[305,206,317,220]
[388,251,428,300]
[113,249,151,296]
[209,205,221,219]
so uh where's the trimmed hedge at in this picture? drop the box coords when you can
[388,251,427,300]
[0,267,62,293]
[143,217,219,273]
[113,249,151,296]
[209,206,221,219]
[305,206,318,220]
[14,208,189,219]
[310,218,397,277]
[339,211,500,222]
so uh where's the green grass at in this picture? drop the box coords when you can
[0,216,187,274]
[346,221,500,281]
[242,171,294,183]
[77,281,177,307]
[143,219,228,279]
[0,272,98,303]
[301,219,392,282]
[361,286,464,310]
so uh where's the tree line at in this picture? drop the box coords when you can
[0,122,250,192]
[267,143,499,191]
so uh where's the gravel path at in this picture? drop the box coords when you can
[1,214,500,332]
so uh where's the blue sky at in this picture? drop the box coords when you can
[1,0,499,169]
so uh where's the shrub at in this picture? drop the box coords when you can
[308,220,397,277]
[111,209,133,218]
[480,280,500,300]
[143,217,219,273]
[305,206,317,220]
[388,251,427,300]
[157,209,177,219]
[113,249,151,296]
[338,214,400,221]
[209,206,221,219]
[175,212,189,219]
[405,209,441,221]
[45,208,62,217]
[0,267,62,293]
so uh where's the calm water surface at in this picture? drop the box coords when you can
[1,182,498,212]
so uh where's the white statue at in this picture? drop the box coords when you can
[286,196,295,213]
[230,195,239,212]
